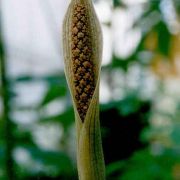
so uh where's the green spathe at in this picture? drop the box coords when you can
[62,0,105,179]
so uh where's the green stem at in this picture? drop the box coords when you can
[63,0,105,178]
[0,12,15,180]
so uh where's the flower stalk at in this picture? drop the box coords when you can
[62,0,105,179]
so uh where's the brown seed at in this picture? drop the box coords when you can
[83,36,88,43]
[83,46,91,53]
[81,16,86,22]
[78,32,84,38]
[79,53,86,61]
[82,25,86,30]
[73,17,78,24]
[75,95,80,101]
[80,79,87,86]
[76,6,82,12]
[72,43,76,49]
[72,36,78,45]
[72,27,78,35]
[73,48,80,57]
[74,59,80,66]
[81,93,87,100]
[77,22,83,29]
[77,67,86,74]
[83,61,92,68]
[74,74,81,81]
[77,40,83,49]
[83,106,88,110]
[77,13,82,20]
[84,85,91,92]
[76,86,82,94]
[84,72,91,79]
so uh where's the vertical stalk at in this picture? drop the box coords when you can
[0,11,14,180]
[63,0,105,179]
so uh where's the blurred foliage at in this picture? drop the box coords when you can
[106,149,180,180]
[1,0,180,179]
[15,146,75,179]
[100,95,151,165]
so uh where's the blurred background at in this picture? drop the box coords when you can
[0,0,180,179]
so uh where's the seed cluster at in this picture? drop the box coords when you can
[72,4,95,122]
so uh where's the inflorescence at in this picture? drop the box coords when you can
[71,4,95,122]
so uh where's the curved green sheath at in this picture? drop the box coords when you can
[62,0,105,179]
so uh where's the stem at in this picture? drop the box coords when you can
[0,12,15,180]
[63,0,105,178]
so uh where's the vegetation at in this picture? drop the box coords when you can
[0,0,180,179]
[63,0,105,179]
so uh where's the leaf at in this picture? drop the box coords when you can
[12,74,66,85]
[111,55,130,72]
[106,161,126,177]
[19,145,74,176]
[39,107,74,131]
[40,83,67,106]
[13,129,35,147]
[113,0,126,8]
[120,149,180,180]
[118,95,141,116]
[14,75,35,82]
[156,21,171,56]
[0,145,5,163]
[170,123,180,145]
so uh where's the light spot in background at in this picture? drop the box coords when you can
[126,63,141,89]
[139,70,157,99]
[100,75,111,103]
[102,25,112,65]
[66,124,76,162]
[95,0,113,65]
[155,96,176,114]
[2,0,68,77]
[40,98,67,117]
[7,50,63,77]
[112,8,141,58]
[160,0,180,34]
[122,0,148,5]
[13,81,46,107]
[13,147,46,173]
[164,78,180,96]
[111,69,126,101]
[14,147,32,166]
[32,123,63,151]
[151,115,173,133]
[126,63,157,99]
[11,110,38,125]
[94,0,112,23]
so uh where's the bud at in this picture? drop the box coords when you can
[62,0,105,179]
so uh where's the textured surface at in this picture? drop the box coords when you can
[72,4,95,122]
[63,0,105,179]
